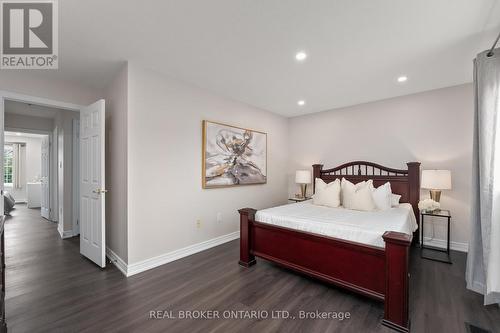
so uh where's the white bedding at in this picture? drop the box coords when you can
[255,200,418,248]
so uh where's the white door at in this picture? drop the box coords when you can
[80,100,106,268]
[40,136,50,219]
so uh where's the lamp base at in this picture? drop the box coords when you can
[429,190,441,203]
[300,184,307,199]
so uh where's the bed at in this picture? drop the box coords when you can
[239,161,420,332]
[256,201,418,248]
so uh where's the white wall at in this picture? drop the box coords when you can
[0,72,101,106]
[4,134,43,202]
[288,84,473,248]
[5,113,54,132]
[126,64,289,264]
[105,65,129,262]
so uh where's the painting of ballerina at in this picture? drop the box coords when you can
[202,121,267,188]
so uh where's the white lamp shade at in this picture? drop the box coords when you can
[421,170,451,190]
[295,170,311,184]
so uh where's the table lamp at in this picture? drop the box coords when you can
[295,170,311,199]
[421,170,451,203]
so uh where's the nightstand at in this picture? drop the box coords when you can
[288,197,310,203]
[420,209,452,264]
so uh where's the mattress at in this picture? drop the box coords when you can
[255,200,418,248]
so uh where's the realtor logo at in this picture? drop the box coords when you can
[0,0,58,69]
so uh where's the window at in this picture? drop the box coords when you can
[4,144,13,186]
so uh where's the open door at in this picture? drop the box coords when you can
[40,136,50,219]
[80,100,106,268]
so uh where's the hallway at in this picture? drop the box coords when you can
[5,204,122,332]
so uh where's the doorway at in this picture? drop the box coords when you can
[3,131,50,220]
[0,91,107,268]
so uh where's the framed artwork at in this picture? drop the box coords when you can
[202,120,267,188]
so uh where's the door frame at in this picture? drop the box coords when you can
[0,91,83,231]
[5,126,52,217]
[71,118,80,236]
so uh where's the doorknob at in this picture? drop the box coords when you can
[93,189,109,194]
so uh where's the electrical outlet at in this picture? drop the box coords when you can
[196,219,201,228]
[216,212,222,223]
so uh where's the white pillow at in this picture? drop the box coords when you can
[341,178,367,207]
[372,182,392,211]
[391,194,401,207]
[341,178,375,211]
[312,178,341,208]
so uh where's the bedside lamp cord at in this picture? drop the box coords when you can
[486,30,500,57]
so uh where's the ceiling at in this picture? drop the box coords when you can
[29,1,500,116]
[4,100,61,118]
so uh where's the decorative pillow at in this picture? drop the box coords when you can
[312,178,341,208]
[341,178,375,211]
[391,194,401,207]
[372,182,392,211]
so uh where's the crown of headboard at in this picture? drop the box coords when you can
[312,161,421,242]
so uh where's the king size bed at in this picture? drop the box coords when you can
[238,161,420,332]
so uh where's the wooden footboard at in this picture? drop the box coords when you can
[238,208,412,332]
[382,231,412,332]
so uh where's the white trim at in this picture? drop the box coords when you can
[422,236,469,252]
[0,90,83,112]
[57,226,74,239]
[108,231,240,277]
[72,119,80,236]
[106,247,128,276]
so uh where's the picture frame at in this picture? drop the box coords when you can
[202,120,267,188]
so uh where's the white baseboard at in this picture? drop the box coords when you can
[106,247,128,276]
[127,231,240,276]
[57,226,74,239]
[107,231,240,277]
[422,236,468,252]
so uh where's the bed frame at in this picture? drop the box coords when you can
[239,161,420,332]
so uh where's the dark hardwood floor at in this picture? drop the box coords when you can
[5,204,500,333]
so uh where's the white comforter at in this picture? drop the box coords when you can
[255,200,418,248]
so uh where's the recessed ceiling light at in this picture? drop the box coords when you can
[397,76,408,83]
[295,51,307,61]
[16,133,21,136]
[297,100,306,106]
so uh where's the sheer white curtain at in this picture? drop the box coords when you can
[12,143,22,189]
[466,48,500,305]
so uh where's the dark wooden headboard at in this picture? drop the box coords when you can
[312,161,420,243]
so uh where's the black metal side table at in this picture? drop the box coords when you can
[420,210,452,264]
